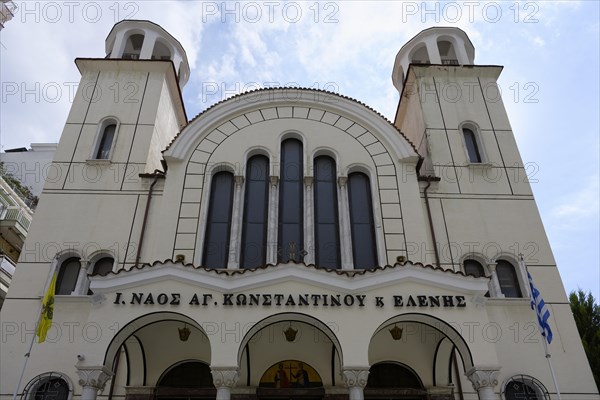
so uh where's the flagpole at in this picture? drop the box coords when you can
[12,258,58,400]
[519,254,562,400]
[543,338,562,400]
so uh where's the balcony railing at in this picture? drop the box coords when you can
[441,59,459,65]
[0,0,16,29]
[0,173,38,209]
[0,254,16,277]
[1,206,32,231]
[0,180,33,237]
[122,53,140,60]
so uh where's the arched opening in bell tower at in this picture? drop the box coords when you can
[123,33,144,59]
[410,44,430,64]
[152,40,172,61]
[437,39,458,65]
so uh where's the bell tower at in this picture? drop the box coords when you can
[49,20,189,192]
[392,27,528,196]
[392,26,537,274]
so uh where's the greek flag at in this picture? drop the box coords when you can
[527,271,553,344]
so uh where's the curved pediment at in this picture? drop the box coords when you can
[163,88,419,163]
[89,261,489,295]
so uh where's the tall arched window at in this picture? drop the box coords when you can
[240,155,269,268]
[203,172,235,268]
[95,124,116,160]
[463,259,485,277]
[496,260,523,298]
[314,156,341,269]
[56,257,81,295]
[463,258,489,297]
[278,139,304,263]
[347,172,377,269]
[92,256,114,276]
[463,127,482,163]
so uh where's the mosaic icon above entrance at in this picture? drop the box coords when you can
[260,360,323,388]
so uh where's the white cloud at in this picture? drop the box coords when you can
[0,1,207,151]
[551,176,600,222]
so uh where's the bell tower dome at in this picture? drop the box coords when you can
[105,20,190,88]
[392,27,475,94]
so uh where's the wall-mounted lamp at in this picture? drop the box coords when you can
[283,322,298,342]
[389,324,403,340]
[178,324,191,341]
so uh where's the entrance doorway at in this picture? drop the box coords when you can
[155,361,216,400]
[364,362,428,400]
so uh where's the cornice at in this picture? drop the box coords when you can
[162,88,419,162]
[89,260,489,294]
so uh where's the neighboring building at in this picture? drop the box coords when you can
[0,143,51,309]
[1,21,598,400]
[0,0,16,30]
[1,143,58,198]
[0,252,15,308]
[0,174,33,309]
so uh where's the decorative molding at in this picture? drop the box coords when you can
[337,176,348,187]
[486,262,504,298]
[163,91,419,162]
[342,368,370,388]
[124,386,155,395]
[90,262,490,295]
[211,367,239,388]
[466,366,501,390]
[234,175,245,186]
[269,176,279,187]
[303,176,314,187]
[76,365,113,391]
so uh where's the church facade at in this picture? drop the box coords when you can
[1,20,598,400]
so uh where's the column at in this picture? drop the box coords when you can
[74,259,91,295]
[515,256,532,298]
[110,31,126,58]
[227,176,245,269]
[337,177,353,269]
[424,36,441,64]
[76,366,113,400]
[487,262,504,298]
[267,176,279,264]
[453,37,470,64]
[304,176,314,265]
[139,31,158,59]
[466,366,501,400]
[211,367,239,400]
[342,368,370,400]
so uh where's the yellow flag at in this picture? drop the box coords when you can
[37,272,57,343]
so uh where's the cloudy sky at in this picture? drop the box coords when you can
[0,1,598,299]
